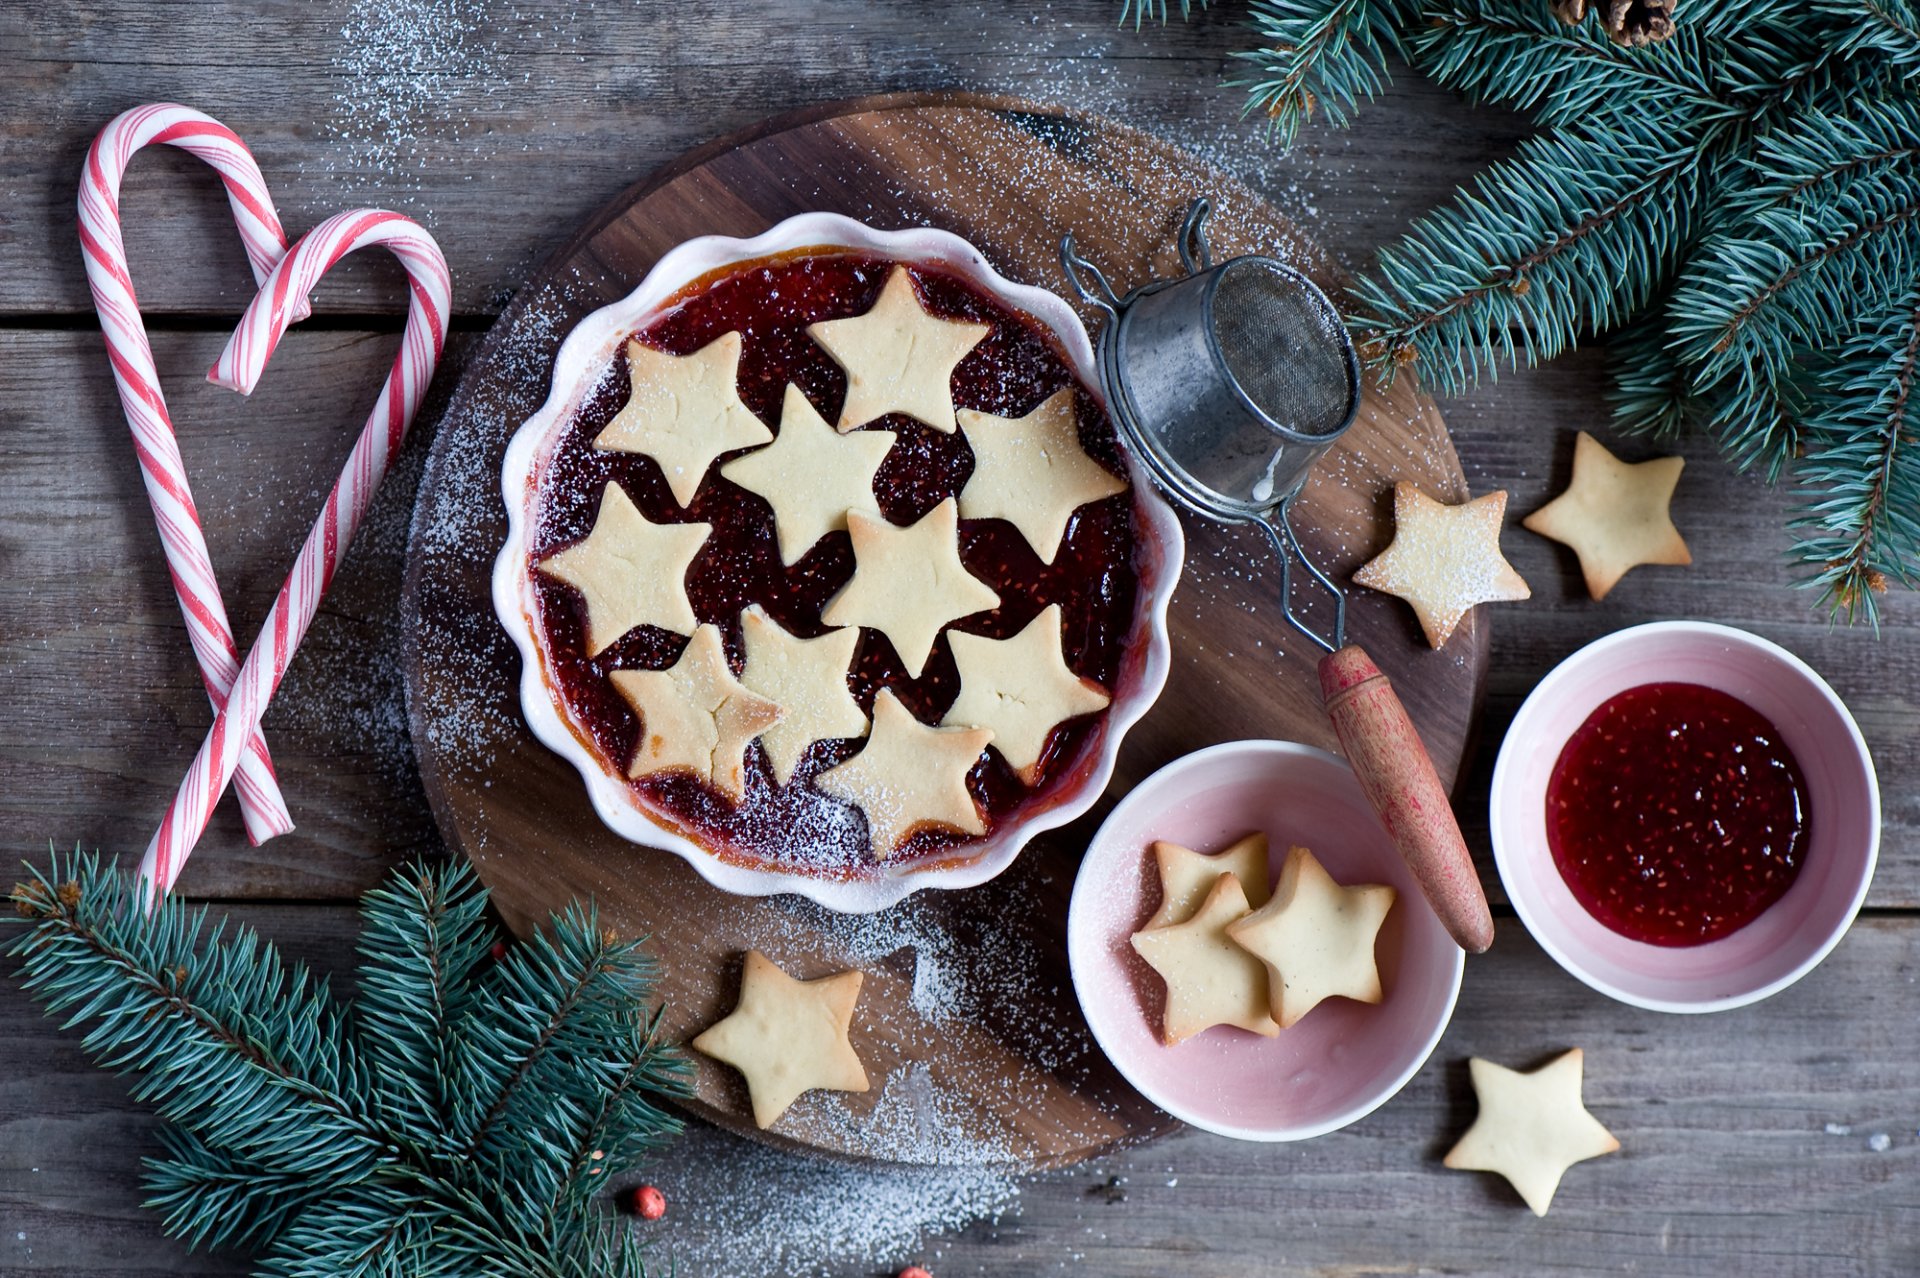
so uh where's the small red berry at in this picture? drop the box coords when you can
[489,940,507,962]
[899,1268,934,1278]
[628,1184,666,1220]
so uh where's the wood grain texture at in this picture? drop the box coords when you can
[4,907,1915,1277]
[2,0,1917,1270]
[398,93,1485,1168]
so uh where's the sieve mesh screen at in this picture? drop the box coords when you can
[1211,260,1353,438]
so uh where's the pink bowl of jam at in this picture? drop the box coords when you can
[1490,621,1878,1012]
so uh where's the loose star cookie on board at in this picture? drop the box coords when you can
[1129,873,1281,1045]
[807,265,990,432]
[737,605,868,786]
[1226,845,1396,1029]
[820,497,1001,679]
[814,689,992,858]
[1523,430,1690,599]
[720,384,896,565]
[1445,1048,1621,1216]
[956,388,1127,563]
[536,482,710,657]
[594,333,773,507]
[608,624,784,802]
[692,950,870,1130]
[941,604,1110,783]
[1352,483,1531,648]
[1143,833,1273,930]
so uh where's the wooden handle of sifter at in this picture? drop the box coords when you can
[1318,643,1494,954]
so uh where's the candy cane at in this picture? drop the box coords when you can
[138,210,451,898]
[79,104,312,844]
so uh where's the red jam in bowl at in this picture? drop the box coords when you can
[528,252,1141,878]
[1545,682,1810,946]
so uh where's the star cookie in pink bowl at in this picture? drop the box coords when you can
[1068,740,1463,1141]
[493,215,1183,913]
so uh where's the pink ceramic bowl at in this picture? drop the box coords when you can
[1490,620,1879,1013]
[1068,740,1464,1142]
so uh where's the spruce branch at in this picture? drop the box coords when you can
[7,854,686,1276]
[1235,0,1415,145]
[1347,109,1702,393]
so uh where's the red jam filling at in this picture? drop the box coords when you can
[528,252,1140,877]
[1545,682,1810,946]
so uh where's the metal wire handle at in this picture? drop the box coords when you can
[1258,497,1348,655]
[1177,197,1214,275]
[1059,233,1119,323]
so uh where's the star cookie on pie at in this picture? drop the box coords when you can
[594,332,773,507]
[720,383,896,565]
[691,950,870,1130]
[957,388,1127,563]
[1129,873,1280,1045]
[1143,832,1272,930]
[608,624,784,803]
[1523,430,1690,600]
[941,604,1110,784]
[820,497,1001,679]
[737,605,868,786]
[536,482,710,657]
[1352,483,1531,648]
[814,689,992,858]
[1225,845,1396,1029]
[1444,1048,1620,1216]
[807,265,990,432]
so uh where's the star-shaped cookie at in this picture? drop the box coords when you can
[691,950,870,1130]
[1522,430,1690,600]
[1142,832,1272,930]
[807,265,990,432]
[1129,873,1280,1045]
[957,388,1128,563]
[940,604,1110,784]
[594,333,774,507]
[737,605,868,786]
[536,482,710,657]
[814,689,991,858]
[1352,483,1531,648]
[608,623,784,803]
[1225,845,1396,1029]
[720,383,896,565]
[1444,1048,1621,1216]
[820,497,1001,679]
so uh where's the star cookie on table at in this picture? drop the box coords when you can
[692,949,870,1130]
[1444,1048,1621,1216]
[1522,430,1690,600]
[807,265,990,432]
[1352,483,1531,648]
[1130,873,1280,1044]
[1225,845,1396,1029]
[536,482,710,657]
[594,333,774,507]
[814,689,992,858]
[956,388,1128,563]
[1142,832,1272,930]
[720,383,896,565]
[941,604,1110,784]
[820,497,1001,679]
[608,624,784,803]
[737,605,868,786]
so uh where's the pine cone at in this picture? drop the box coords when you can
[1550,0,1677,47]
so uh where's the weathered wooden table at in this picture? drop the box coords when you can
[2,4,1915,1275]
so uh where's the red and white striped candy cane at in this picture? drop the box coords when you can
[139,210,451,898]
[79,103,312,844]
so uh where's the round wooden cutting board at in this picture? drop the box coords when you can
[400,92,1488,1169]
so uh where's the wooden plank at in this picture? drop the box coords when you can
[0,2,1523,317]
[3,903,1914,1275]
[0,329,472,898]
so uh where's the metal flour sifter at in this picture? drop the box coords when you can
[1063,200,1494,954]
